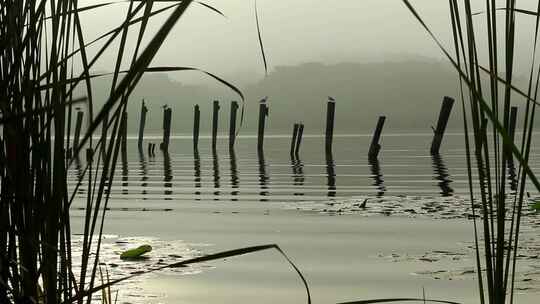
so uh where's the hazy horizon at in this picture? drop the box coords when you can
[78,0,540,85]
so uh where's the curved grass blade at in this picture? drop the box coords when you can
[40,1,225,83]
[472,8,537,17]
[65,244,311,304]
[38,1,126,23]
[196,1,227,18]
[145,66,245,102]
[255,0,268,76]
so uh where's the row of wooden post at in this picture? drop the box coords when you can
[92,95,461,161]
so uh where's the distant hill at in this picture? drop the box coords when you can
[76,58,525,136]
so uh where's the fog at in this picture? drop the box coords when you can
[73,0,537,134]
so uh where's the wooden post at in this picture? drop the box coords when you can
[295,123,304,158]
[368,116,386,160]
[212,100,220,151]
[148,143,152,156]
[160,106,172,151]
[290,123,299,157]
[138,100,148,151]
[193,104,200,151]
[430,96,455,155]
[229,101,239,150]
[73,110,84,157]
[325,97,336,155]
[121,112,128,165]
[257,97,269,152]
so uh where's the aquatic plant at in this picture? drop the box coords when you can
[402,1,540,304]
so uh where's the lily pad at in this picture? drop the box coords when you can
[120,245,152,260]
[532,201,540,211]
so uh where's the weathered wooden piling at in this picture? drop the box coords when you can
[257,97,269,152]
[160,106,172,151]
[368,116,386,159]
[325,97,336,155]
[290,123,300,157]
[121,112,128,165]
[193,104,200,151]
[138,100,148,151]
[295,123,304,158]
[73,110,84,156]
[229,101,239,150]
[430,96,455,155]
[212,100,220,151]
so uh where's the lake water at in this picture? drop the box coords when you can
[67,132,540,304]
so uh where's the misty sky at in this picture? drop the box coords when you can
[79,0,540,85]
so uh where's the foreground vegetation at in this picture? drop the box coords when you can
[1,0,539,303]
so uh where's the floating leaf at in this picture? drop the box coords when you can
[120,245,152,259]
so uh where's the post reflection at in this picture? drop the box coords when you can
[431,154,454,197]
[138,150,148,199]
[193,150,201,199]
[75,158,85,195]
[212,150,220,199]
[291,156,305,196]
[121,155,129,195]
[163,151,173,199]
[230,149,239,200]
[258,151,270,201]
[368,157,386,197]
[325,152,336,197]
[507,158,518,193]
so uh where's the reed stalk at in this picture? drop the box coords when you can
[402,1,540,303]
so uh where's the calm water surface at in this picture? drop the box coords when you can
[68,132,540,204]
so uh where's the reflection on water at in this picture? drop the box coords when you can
[368,157,385,197]
[193,150,201,198]
[326,153,336,197]
[212,150,220,199]
[75,158,85,195]
[67,135,539,202]
[163,151,173,199]
[139,151,148,198]
[258,151,270,201]
[230,150,239,200]
[431,154,454,197]
[291,156,305,196]
[508,159,518,193]
[121,156,129,195]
